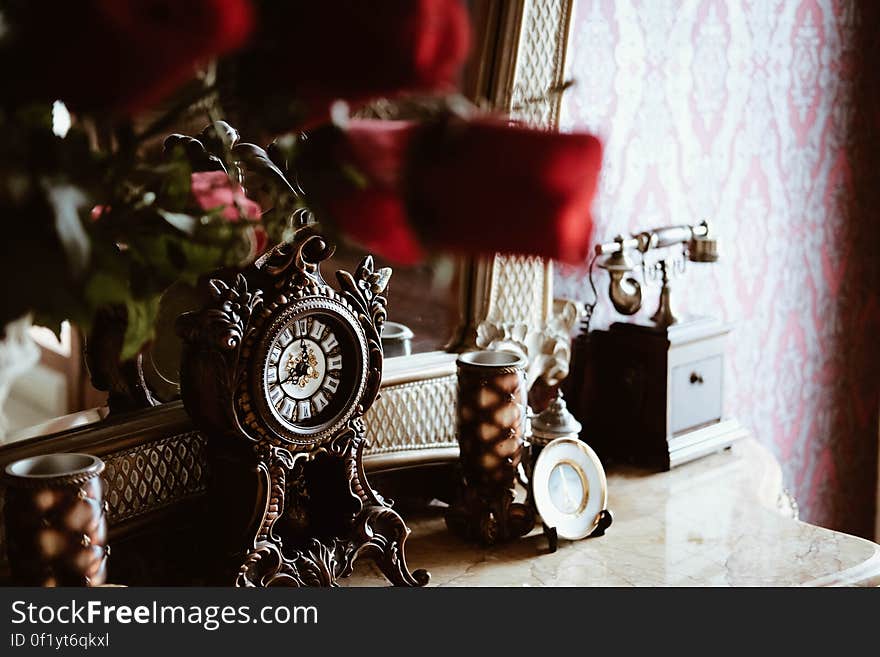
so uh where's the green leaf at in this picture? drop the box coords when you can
[173,240,225,285]
[155,155,193,210]
[121,295,161,361]
[84,271,130,309]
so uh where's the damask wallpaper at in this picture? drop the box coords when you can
[556,0,880,536]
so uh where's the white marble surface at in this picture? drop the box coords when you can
[346,439,880,586]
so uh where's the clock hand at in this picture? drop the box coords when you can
[280,339,314,388]
[297,339,311,376]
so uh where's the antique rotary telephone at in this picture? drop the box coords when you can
[594,220,719,326]
[568,219,743,471]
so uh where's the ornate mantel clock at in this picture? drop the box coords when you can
[177,232,429,587]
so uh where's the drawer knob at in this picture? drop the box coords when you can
[689,372,704,385]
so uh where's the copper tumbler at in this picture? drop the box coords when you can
[3,453,108,586]
[446,350,535,544]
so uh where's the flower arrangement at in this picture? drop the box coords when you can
[0,0,602,368]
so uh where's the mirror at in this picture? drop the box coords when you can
[327,243,459,358]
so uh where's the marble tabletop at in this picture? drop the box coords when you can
[345,438,880,586]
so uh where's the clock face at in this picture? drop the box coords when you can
[532,438,608,540]
[547,461,589,515]
[254,300,368,442]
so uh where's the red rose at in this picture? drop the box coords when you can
[410,120,603,264]
[3,0,254,115]
[190,171,266,256]
[191,171,261,221]
[298,119,602,265]
[296,121,425,264]
[230,0,470,131]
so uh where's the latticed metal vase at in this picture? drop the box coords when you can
[3,453,108,586]
[446,350,535,544]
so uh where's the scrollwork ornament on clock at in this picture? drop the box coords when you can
[177,231,428,587]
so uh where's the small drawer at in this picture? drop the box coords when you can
[670,355,723,435]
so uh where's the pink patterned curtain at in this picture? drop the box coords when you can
[557,0,880,537]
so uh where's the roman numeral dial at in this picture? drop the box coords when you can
[263,312,350,432]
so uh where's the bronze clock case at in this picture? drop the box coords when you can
[177,232,428,587]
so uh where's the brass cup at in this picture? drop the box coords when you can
[3,453,108,586]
